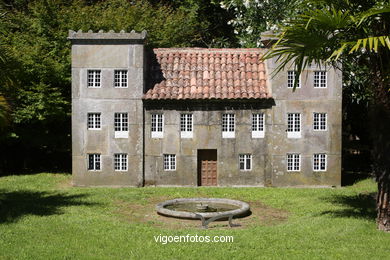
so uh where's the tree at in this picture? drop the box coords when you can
[217,0,302,47]
[264,0,390,231]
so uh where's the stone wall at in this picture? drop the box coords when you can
[70,30,145,186]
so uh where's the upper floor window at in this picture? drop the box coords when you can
[87,70,101,88]
[252,113,265,138]
[313,113,327,131]
[180,113,193,138]
[151,114,164,138]
[287,113,301,138]
[114,153,128,171]
[87,113,101,130]
[239,154,252,171]
[287,153,300,172]
[287,71,300,88]
[114,70,128,88]
[314,71,327,88]
[313,153,327,171]
[114,113,128,138]
[222,113,235,138]
[163,154,176,171]
[88,154,101,171]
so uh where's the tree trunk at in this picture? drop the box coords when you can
[371,82,390,232]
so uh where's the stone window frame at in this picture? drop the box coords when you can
[163,154,176,171]
[314,71,327,88]
[252,113,265,138]
[88,153,101,171]
[287,113,301,138]
[313,153,327,171]
[87,69,101,88]
[313,112,327,131]
[287,70,301,88]
[239,154,252,171]
[114,112,129,138]
[287,153,301,172]
[222,113,235,138]
[180,113,193,138]
[87,113,101,130]
[114,153,128,171]
[114,70,128,88]
[151,113,164,138]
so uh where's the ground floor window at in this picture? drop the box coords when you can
[239,154,252,171]
[287,153,300,171]
[88,154,101,171]
[114,153,128,171]
[163,154,176,171]
[313,153,327,171]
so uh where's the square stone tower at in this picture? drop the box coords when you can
[68,30,146,186]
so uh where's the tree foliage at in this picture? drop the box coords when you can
[217,0,302,47]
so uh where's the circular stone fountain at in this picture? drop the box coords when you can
[156,198,250,220]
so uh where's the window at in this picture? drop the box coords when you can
[239,154,252,171]
[87,113,101,130]
[151,114,164,138]
[313,154,327,171]
[252,113,265,138]
[222,113,235,138]
[180,113,193,138]
[87,70,101,88]
[313,113,327,131]
[314,71,327,88]
[114,113,128,138]
[114,70,128,88]
[287,71,300,88]
[88,154,101,171]
[163,154,176,171]
[114,153,128,171]
[287,154,300,172]
[287,113,301,138]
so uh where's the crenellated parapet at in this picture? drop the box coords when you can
[68,29,147,43]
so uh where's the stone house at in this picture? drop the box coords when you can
[69,30,342,187]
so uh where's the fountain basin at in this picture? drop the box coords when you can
[156,198,250,219]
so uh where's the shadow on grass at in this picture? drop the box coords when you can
[0,190,97,223]
[319,192,377,220]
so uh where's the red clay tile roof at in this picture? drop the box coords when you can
[143,48,270,100]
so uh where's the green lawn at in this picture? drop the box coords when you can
[0,173,389,260]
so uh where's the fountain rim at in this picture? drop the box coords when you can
[156,198,250,219]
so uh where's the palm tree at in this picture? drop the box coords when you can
[264,0,390,231]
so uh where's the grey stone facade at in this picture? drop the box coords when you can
[69,30,342,187]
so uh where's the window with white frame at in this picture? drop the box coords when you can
[313,154,327,171]
[114,113,128,138]
[87,70,101,88]
[287,113,301,138]
[163,154,176,171]
[180,113,193,138]
[239,154,252,171]
[313,113,327,131]
[287,71,300,88]
[314,71,327,88]
[222,113,235,138]
[151,114,164,138]
[114,153,128,171]
[88,154,101,171]
[287,153,301,172]
[252,113,265,138]
[114,70,128,88]
[87,113,101,130]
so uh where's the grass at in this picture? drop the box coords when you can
[0,173,389,260]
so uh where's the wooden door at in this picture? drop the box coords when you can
[198,150,217,186]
